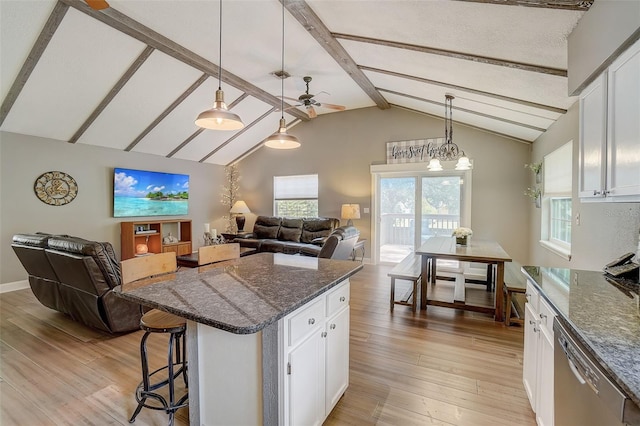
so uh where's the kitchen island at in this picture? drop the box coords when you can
[522,266,640,424]
[115,252,363,425]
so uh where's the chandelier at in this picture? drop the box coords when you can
[427,94,471,171]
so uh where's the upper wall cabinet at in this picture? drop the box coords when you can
[578,38,640,202]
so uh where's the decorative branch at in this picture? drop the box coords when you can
[221,164,240,232]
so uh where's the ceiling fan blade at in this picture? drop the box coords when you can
[319,103,346,111]
[85,0,110,10]
[279,96,300,103]
[307,106,317,119]
[282,104,302,112]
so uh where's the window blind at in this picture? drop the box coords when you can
[544,142,572,196]
[274,175,318,199]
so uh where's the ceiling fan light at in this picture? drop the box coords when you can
[195,89,244,130]
[427,158,443,171]
[264,118,301,149]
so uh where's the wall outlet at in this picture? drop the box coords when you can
[575,212,581,226]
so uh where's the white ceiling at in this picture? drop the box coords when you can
[0,0,589,165]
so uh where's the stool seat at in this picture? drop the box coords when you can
[141,310,186,332]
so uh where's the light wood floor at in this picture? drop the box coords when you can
[0,264,535,425]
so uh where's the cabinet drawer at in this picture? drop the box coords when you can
[326,280,350,318]
[287,297,325,348]
[538,297,556,335]
[525,281,540,312]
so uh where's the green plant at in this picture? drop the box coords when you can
[525,162,542,174]
[524,186,541,200]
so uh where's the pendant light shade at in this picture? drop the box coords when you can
[264,0,300,149]
[195,0,244,131]
[264,118,301,149]
[427,158,443,171]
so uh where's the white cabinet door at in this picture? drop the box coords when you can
[606,39,640,199]
[578,73,607,199]
[288,330,325,426]
[523,302,540,412]
[325,306,349,415]
[536,324,555,426]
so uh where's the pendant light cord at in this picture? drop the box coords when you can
[218,0,223,91]
[280,0,285,120]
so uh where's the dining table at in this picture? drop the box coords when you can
[415,236,512,321]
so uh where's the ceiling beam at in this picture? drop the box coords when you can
[390,104,533,144]
[379,88,547,132]
[361,66,567,114]
[59,0,309,122]
[334,33,567,77]
[454,0,593,11]
[69,46,155,144]
[200,107,278,163]
[283,0,390,110]
[0,1,69,126]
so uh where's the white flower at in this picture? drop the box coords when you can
[452,227,473,237]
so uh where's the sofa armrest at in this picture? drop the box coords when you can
[311,237,327,246]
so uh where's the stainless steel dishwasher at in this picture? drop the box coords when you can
[554,319,640,426]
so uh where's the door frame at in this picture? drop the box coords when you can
[370,162,473,265]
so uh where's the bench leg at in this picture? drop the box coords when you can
[411,279,418,312]
[390,277,395,312]
[504,290,512,326]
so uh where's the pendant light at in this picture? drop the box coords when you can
[264,0,300,149]
[427,94,472,171]
[195,0,244,131]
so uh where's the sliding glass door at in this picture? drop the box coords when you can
[375,169,469,264]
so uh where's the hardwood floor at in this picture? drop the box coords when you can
[0,264,535,425]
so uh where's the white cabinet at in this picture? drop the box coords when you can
[281,280,350,426]
[579,38,640,202]
[522,281,556,426]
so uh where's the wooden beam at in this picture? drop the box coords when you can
[381,88,546,132]
[69,46,155,144]
[200,107,277,163]
[333,33,567,77]
[59,0,309,122]
[283,0,390,110]
[389,103,534,144]
[454,0,593,11]
[0,1,69,126]
[126,73,210,151]
[360,66,567,115]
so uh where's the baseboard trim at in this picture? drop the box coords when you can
[0,280,29,294]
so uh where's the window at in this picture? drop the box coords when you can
[274,174,318,217]
[540,142,572,259]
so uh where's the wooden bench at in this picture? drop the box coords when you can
[388,254,422,312]
[503,261,526,326]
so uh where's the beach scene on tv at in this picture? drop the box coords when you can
[114,168,189,217]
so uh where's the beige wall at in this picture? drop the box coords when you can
[238,106,532,264]
[0,131,226,284]
[528,103,640,269]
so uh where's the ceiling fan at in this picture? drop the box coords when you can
[283,76,345,118]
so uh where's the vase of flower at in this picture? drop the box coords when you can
[452,227,473,246]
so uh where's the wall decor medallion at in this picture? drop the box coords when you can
[34,171,78,206]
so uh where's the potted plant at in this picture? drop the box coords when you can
[452,227,473,246]
[526,162,543,183]
[524,186,542,208]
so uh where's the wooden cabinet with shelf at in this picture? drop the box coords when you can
[121,219,192,260]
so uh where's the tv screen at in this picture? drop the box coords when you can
[114,168,189,217]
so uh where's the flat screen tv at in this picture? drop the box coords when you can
[113,167,189,217]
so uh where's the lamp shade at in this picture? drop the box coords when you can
[455,155,472,170]
[195,90,244,130]
[264,118,301,149]
[230,200,251,214]
[427,158,443,171]
[341,204,361,220]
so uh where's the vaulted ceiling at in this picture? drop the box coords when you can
[0,0,590,166]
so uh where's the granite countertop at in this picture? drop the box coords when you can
[522,266,640,407]
[114,252,363,334]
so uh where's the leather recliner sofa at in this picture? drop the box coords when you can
[11,233,142,333]
[234,216,359,259]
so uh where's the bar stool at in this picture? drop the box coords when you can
[129,309,188,425]
[120,252,188,426]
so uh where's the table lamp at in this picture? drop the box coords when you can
[230,200,251,232]
[341,203,361,226]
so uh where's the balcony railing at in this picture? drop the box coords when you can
[380,213,459,246]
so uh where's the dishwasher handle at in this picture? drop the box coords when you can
[567,357,587,385]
